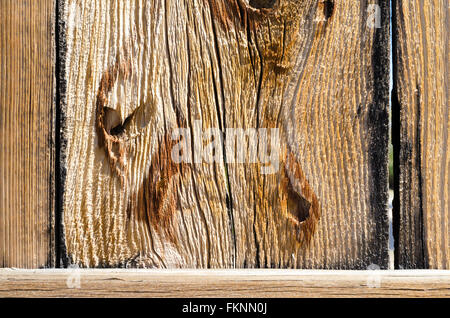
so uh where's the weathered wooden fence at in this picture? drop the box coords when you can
[0,0,448,270]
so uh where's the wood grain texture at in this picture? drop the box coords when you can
[393,0,449,269]
[61,0,390,268]
[0,269,449,297]
[0,0,55,268]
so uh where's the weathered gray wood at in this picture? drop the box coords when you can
[393,0,449,269]
[1,269,449,297]
[60,0,390,268]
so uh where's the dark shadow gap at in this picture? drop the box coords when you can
[391,0,401,270]
[55,0,68,268]
[388,0,395,270]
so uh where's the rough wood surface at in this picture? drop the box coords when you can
[61,0,390,268]
[0,269,449,297]
[393,0,449,269]
[0,0,55,268]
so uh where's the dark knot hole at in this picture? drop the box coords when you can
[103,107,134,137]
[287,185,311,224]
[249,0,277,9]
[321,0,334,20]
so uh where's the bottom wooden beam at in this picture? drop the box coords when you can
[0,269,449,298]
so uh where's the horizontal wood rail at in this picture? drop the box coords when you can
[1,269,449,298]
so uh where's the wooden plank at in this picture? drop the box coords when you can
[393,0,449,269]
[60,0,390,268]
[0,269,449,297]
[0,0,55,268]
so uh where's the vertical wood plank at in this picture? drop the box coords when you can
[0,0,55,268]
[393,0,449,269]
[61,0,389,268]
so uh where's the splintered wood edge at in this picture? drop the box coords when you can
[0,270,449,298]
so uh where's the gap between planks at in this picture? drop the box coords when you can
[0,269,449,298]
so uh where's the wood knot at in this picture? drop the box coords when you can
[282,152,320,246]
[126,134,182,243]
[95,51,136,182]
